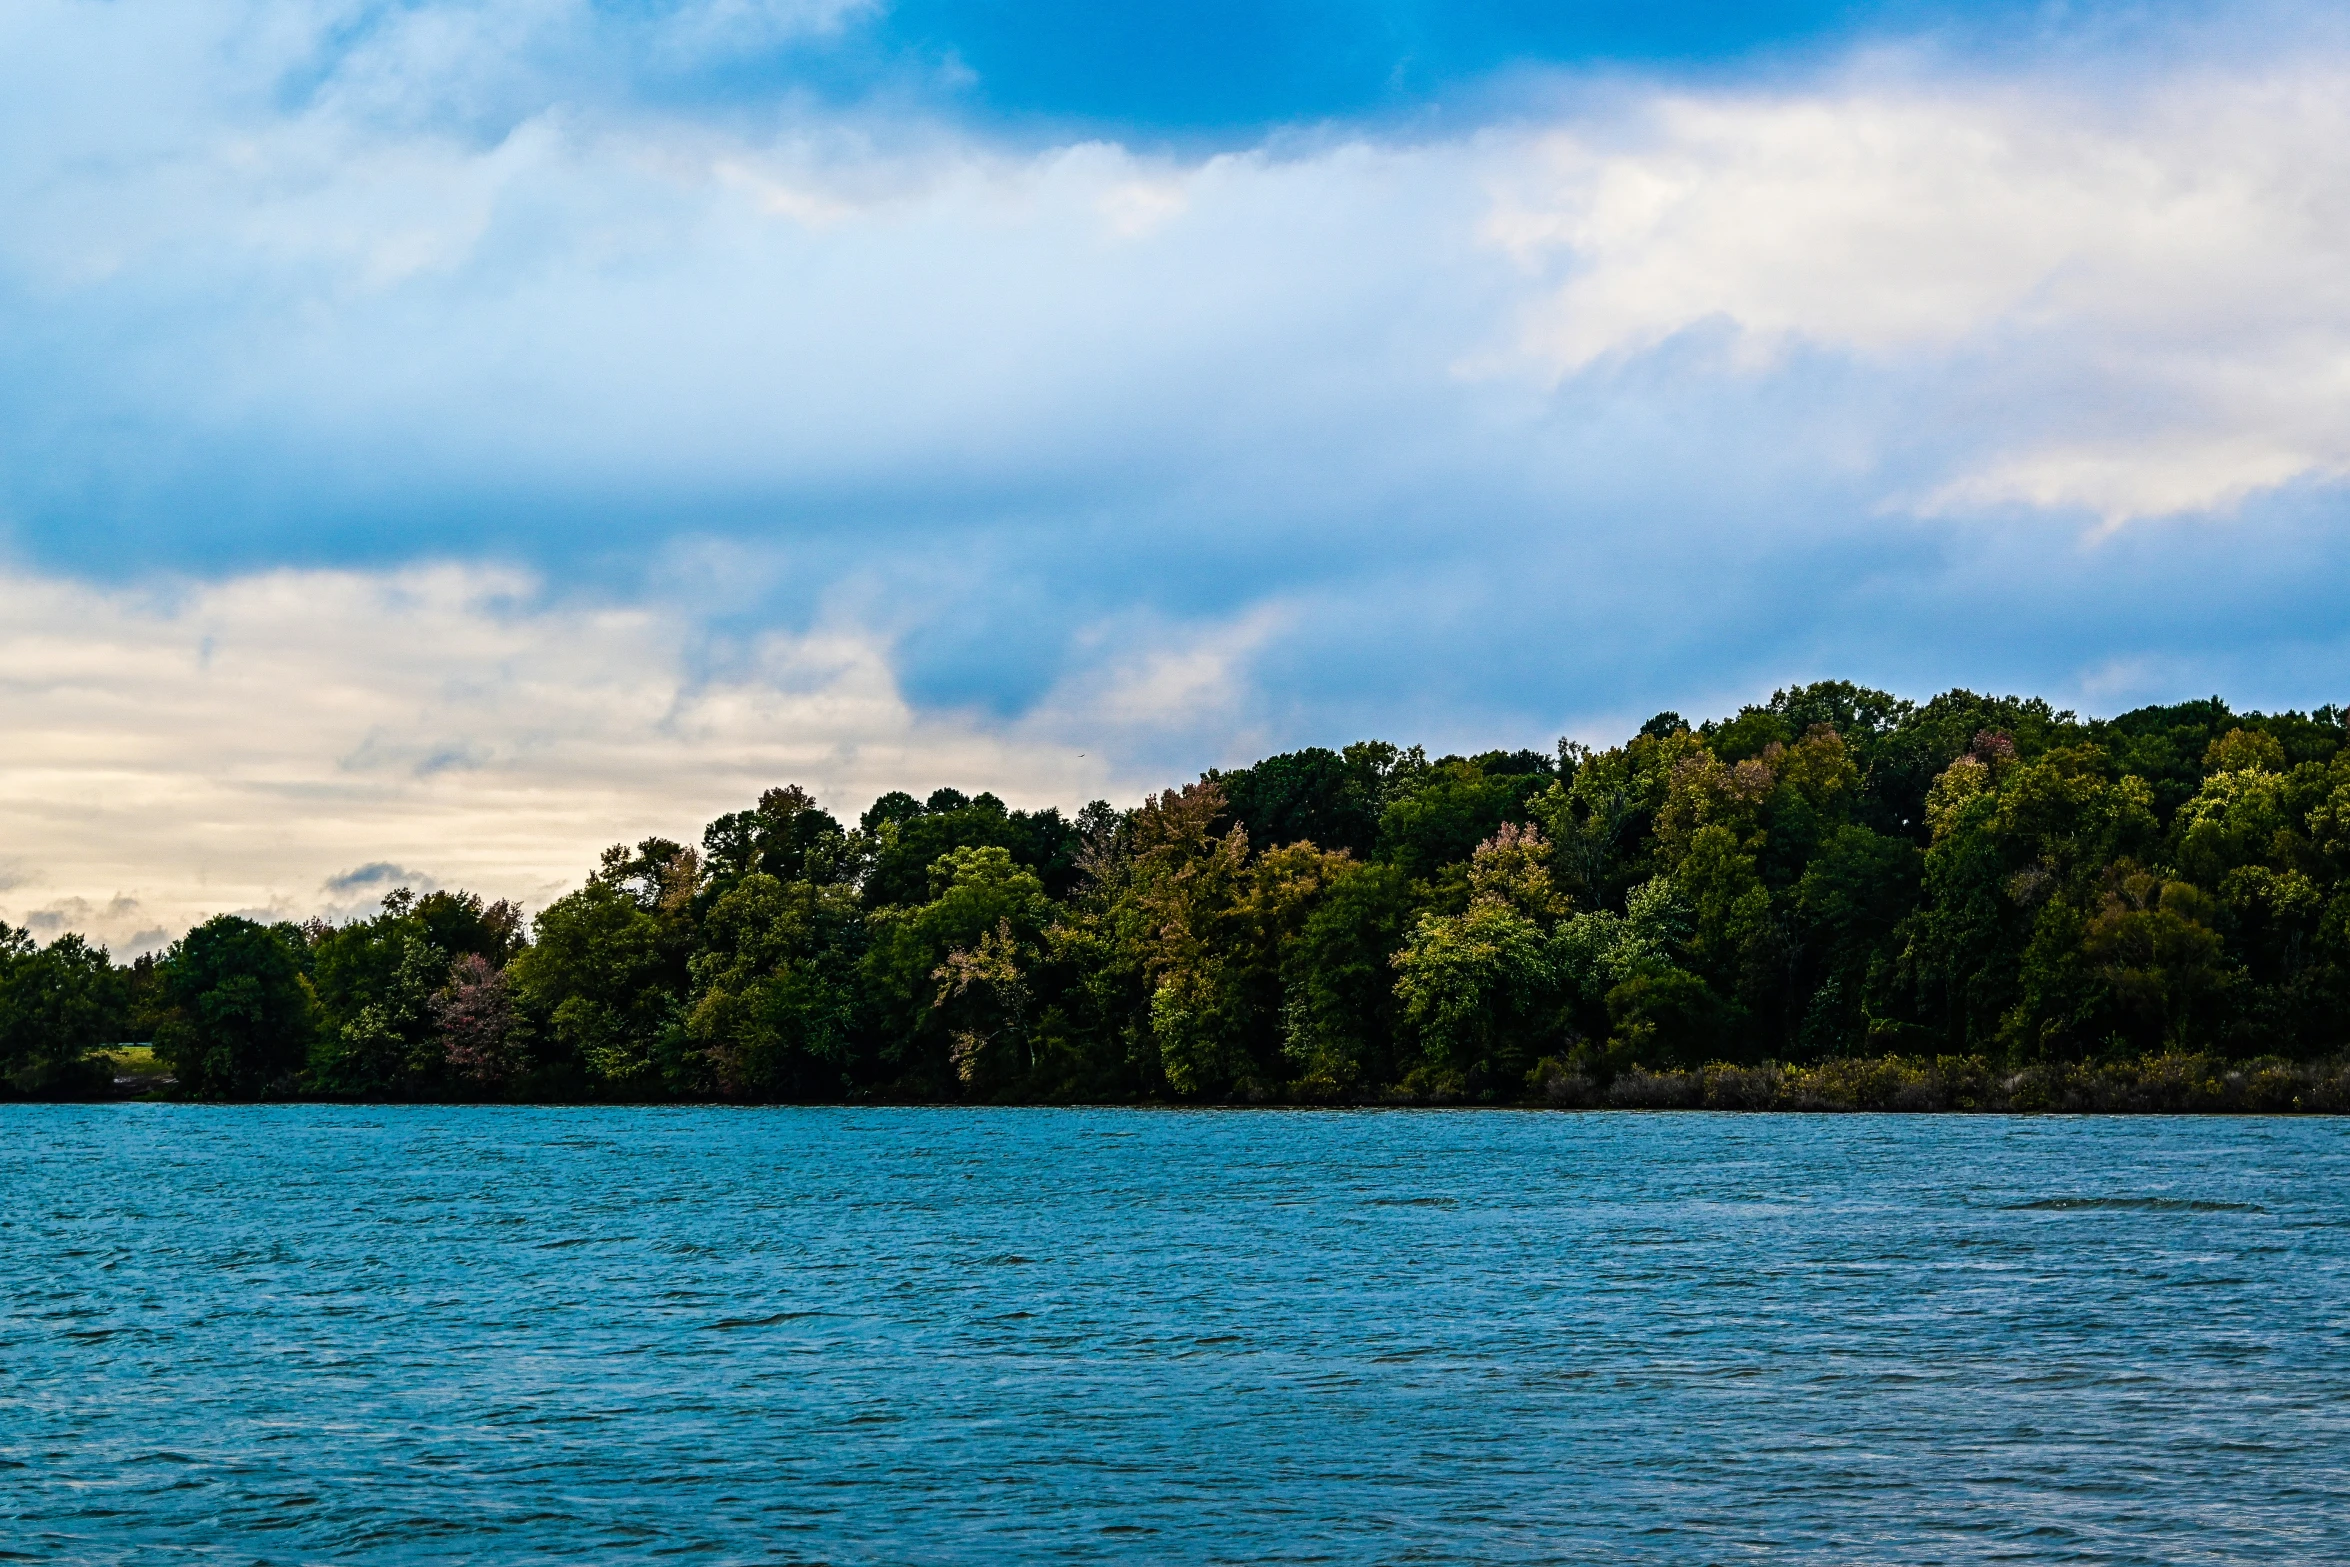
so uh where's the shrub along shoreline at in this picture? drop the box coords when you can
[1526,1051,2350,1113]
[9,681,2350,1110]
[53,1047,2350,1113]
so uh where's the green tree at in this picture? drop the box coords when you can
[860,789,1083,908]
[687,871,865,1098]
[153,917,316,1098]
[509,876,688,1095]
[1790,824,1921,1052]
[0,930,126,1097]
[1900,742,2158,1056]
[1377,757,1547,882]
[1529,728,1694,911]
[1280,859,1414,1096]
[1111,782,1354,1099]
[1604,968,1739,1070]
[702,785,853,898]
[1392,899,1557,1096]
[862,844,1052,1093]
[2071,871,2232,1053]
[2172,765,2294,888]
[1209,746,1386,859]
[310,930,449,1097]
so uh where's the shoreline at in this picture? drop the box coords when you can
[26,1048,2350,1115]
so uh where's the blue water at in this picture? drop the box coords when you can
[5,1108,2349,1564]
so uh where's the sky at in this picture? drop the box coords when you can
[6,0,2350,951]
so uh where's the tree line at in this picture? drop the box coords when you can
[7,682,2350,1106]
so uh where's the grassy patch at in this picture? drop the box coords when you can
[97,1044,166,1076]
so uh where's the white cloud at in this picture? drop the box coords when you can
[1485,64,2350,520]
[11,14,2350,537]
[0,563,1128,952]
[1031,603,1296,765]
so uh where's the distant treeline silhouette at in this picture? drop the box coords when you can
[10,682,2350,1108]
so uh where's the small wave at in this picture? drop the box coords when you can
[704,1311,826,1330]
[2002,1212,2256,1221]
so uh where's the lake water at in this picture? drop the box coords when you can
[5,1106,2348,1564]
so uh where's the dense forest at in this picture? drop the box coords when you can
[9,683,2350,1110]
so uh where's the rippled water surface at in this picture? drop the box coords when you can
[6,1107,2350,1564]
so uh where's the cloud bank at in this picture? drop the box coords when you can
[4,3,2350,944]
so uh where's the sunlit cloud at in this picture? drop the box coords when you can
[1484,64,2350,521]
[0,562,1133,951]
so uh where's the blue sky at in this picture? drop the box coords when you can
[483,0,2236,133]
[3,0,2349,944]
[729,0,1979,127]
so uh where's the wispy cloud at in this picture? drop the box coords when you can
[322,860,440,894]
